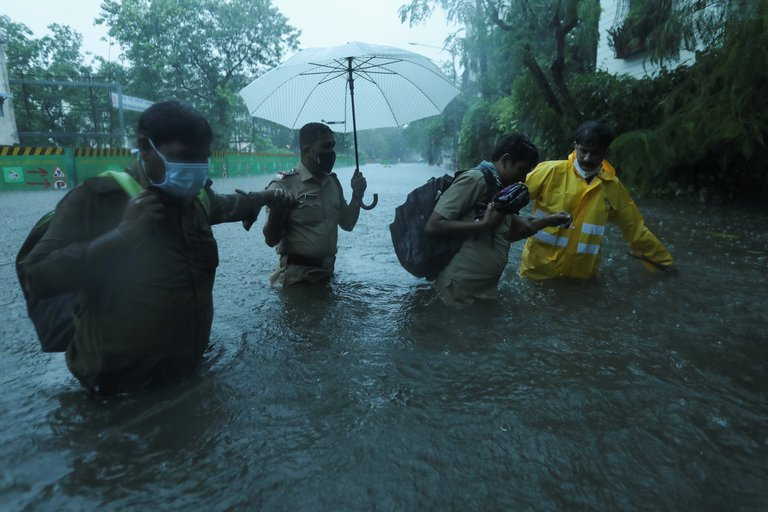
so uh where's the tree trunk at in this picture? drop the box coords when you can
[487,0,581,121]
[87,81,101,148]
[476,0,491,99]
[522,45,564,116]
[213,95,230,150]
[550,0,581,121]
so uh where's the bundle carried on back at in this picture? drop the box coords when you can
[15,171,210,353]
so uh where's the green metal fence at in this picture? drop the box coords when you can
[208,152,295,178]
[0,147,355,193]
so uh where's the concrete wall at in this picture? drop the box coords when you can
[596,0,698,78]
[0,42,20,145]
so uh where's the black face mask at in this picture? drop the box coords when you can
[315,150,336,175]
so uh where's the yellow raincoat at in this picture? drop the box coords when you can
[519,152,673,280]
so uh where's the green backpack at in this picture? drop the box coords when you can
[15,171,210,352]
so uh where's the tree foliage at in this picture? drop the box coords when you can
[611,2,768,200]
[97,0,299,149]
[1,15,128,146]
[399,0,600,165]
[399,0,768,200]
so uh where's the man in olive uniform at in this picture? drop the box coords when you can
[18,101,293,394]
[425,133,570,305]
[263,122,368,286]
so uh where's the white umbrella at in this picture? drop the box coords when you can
[239,41,459,209]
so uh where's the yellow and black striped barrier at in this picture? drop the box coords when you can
[1,146,354,192]
[74,148,133,157]
[0,146,65,156]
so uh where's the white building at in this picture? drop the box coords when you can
[596,0,699,78]
[0,39,20,145]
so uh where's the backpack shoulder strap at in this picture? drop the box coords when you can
[197,187,211,217]
[454,167,500,204]
[477,167,500,204]
[98,170,143,198]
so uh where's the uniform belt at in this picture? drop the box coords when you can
[285,254,326,267]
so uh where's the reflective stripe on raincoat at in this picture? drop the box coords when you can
[518,152,673,280]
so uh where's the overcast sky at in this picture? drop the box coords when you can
[2,1,458,66]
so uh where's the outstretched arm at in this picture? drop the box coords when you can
[207,188,295,229]
[505,212,571,242]
[610,183,674,271]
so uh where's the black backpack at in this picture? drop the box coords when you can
[389,167,499,280]
[16,211,76,353]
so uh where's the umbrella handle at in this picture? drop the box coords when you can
[360,193,378,210]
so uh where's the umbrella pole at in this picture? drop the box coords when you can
[346,57,360,173]
[346,57,378,210]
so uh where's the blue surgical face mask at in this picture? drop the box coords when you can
[143,138,209,199]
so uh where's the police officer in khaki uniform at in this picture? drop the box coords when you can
[425,134,570,305]
[264,123,368,286]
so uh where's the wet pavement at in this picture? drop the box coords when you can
[1,163,767,510]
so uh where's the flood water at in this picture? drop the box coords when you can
[1,163,766,511]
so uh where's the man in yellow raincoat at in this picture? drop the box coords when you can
[519,120,674,280]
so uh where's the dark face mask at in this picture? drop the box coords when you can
[315,150,336,175]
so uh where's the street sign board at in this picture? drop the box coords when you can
[110,92,153,112]
[2,167,24,184]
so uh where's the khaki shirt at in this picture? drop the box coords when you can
[266,163,356,286]
[432,168,512,305]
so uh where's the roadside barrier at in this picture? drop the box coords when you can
[0,147,359,192]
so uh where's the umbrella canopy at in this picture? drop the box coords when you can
[239,42,459,132]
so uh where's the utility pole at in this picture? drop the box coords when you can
[114,83,127,147]
[0,39,20,145]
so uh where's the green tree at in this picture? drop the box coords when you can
[609,1,768,200]
[400,0,600,164]
[1,16,120,146]
[97,0,299,149]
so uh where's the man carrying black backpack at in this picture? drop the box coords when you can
[425,134,570,305]
[17,101,294,395]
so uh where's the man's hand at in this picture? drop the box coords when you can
[547,211,572,228]
[119,190,164,238]
[480,202,505,231]
[236,189,296,210]
[629,252,679,275]
[266,189,297,209]
[236,189,296,231]
[351,168,367,200]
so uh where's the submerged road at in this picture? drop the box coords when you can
[1,163,767,510]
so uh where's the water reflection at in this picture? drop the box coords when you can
[41,375,232,506]
[1,165,766,510]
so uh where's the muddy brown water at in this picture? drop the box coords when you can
[1,163,766,510]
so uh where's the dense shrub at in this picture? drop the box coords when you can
[489,8,768,201]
